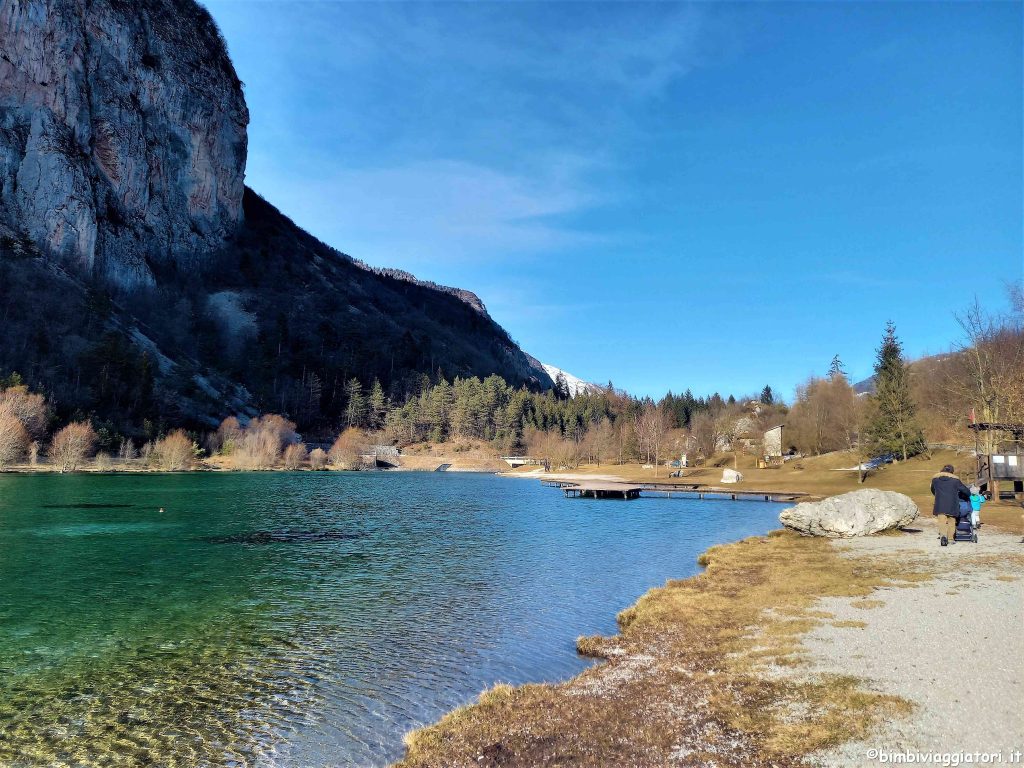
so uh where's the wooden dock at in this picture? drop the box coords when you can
[555,479,806,503]
[562,482,643,500]
[639,487,804,502]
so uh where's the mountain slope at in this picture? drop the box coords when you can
[0,0,551,433]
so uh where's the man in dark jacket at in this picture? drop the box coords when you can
[931,464,971,546]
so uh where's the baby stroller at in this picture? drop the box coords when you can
[954,500,978,543]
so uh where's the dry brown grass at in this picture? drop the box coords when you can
[395,531,928,767]
[851,599,886,610]
[981,505,1024,535]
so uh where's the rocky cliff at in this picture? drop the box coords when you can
[0,0,550,431]
[0,0,248,287]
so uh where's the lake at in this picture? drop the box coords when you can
[0,472,784,767]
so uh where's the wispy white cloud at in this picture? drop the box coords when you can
[214,1,737,269]
[297,2,712,97]
[248,153,608,268]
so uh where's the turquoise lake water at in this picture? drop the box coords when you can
[0,472,784,767]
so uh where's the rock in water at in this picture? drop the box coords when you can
[0,0,248,288]
[779,489,918,537]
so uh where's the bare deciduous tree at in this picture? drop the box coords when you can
[633,403,669,473]
[283,443,308,470]
[309,448,329,470]
[118,438,137,463]
[234,414,298,469]
[329,428,366,470]
[689,412,722,464]
[154,430,196,471]
[214,416,243,454]
[0,412,29,468]
[0,385,47,439]
[248,414,298,448]
[949,299,1024,455]
[50,422,97,472]
[785,375,861,455]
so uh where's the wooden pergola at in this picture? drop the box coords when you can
[968,422,1024,501]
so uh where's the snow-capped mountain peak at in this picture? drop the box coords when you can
[541,363,597,397]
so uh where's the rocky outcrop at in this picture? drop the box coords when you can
[354,260,492,316]
[0,0,248,287]
[779,489,919,538]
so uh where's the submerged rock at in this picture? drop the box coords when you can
[779,489,918,537]
[203,530,361,545]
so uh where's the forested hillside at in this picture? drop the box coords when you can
[0,192,550,436]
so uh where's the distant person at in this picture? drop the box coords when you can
[969,486,985,528]
[931,464,970,546]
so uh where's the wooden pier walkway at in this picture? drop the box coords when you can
[562,482,643,500]
[554,479,806,503]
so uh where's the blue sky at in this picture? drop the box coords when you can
[204,1,1022,401]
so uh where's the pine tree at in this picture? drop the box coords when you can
[554,373,570,401]
[759,385,774,405]
[862,322,925,461]
[828,354,847,380]
[368,379,388,430]
[343,378,367,428]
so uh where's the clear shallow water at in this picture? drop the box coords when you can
[0,472,783,767]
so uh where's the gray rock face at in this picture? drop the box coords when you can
[779,489,919,538]
[0,0,248,287]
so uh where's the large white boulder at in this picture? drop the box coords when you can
[721,468,743,484]
[779,489,918,538]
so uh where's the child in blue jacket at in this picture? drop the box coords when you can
[969,485,985,527]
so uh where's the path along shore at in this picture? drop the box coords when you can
[803,527,1022,766]
[395,488,1023,768]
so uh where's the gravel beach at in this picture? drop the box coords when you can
[800,522,1024,766]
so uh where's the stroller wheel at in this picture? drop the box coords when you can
[972,533,978,543]
[941,536,948,547]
